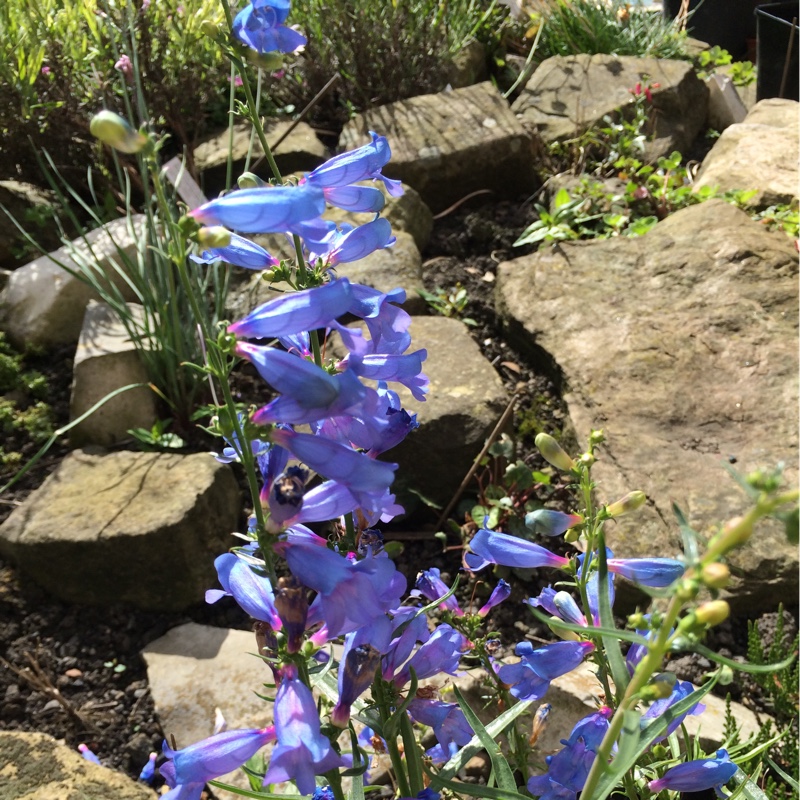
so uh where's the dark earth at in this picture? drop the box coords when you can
[0,194,796,794]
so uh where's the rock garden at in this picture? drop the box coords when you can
[0,1,798,800]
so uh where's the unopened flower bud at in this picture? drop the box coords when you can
[238,172,267,189]
[651,744,668,759]
[606,491,646,518]
[716,515,755,551]
[197,226,232,249]
[246,50,284,70]
[578,452,596,467]
[564,527,581,544]
[274,576,308,653]
[695,600,730,628]
[90,110,148,154]
[200,19,223,37]
[628,612,646,629]
[535,433,574,472]
[675,578,700,602]
[701,562,730,589]
[588,429,605,446]
[640,672,677,701]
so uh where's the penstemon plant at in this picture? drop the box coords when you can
[88,3,798,800]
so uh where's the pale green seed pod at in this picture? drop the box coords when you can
[701,562,731,589]
[535,433,574,472]
[90,110,148,154]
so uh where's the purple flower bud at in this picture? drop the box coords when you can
[415,567,463,616]
[648,749,737,795]
[191,232,279,270]
[466,528,571,572]
[229,278,353,339]
[138,752,157,783]
[552,591,586,626]
[477,579,511,617]
[524,509,583,537]
[190,185,324,234]
[78,744,101,765]
[607,556,685,588]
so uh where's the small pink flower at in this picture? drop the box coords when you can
[41,66,51,76]
[141,0,150,8]
[115,54,134,83]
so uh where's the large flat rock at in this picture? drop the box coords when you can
[0,731,152,800]
[495,200,798,611]
[340,82,538,213]
[0,450,241,610]
[512,54,708,160]
[694,98,799,208]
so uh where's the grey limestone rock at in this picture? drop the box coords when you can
[512,54,709,161]
[0,731,153,800]
[0,449,240,611]
[495,200,798,611]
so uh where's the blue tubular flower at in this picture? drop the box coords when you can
[606,556,685,588]
[648,749,737,797]
[237,344,367,425]
[365,382,418,455]
[641,679,705,742]
[191,232,279,270]
[498,641,595,701]
[382,607,431,681]
[527,737,595,799]
[322,218,396,266]
[289,481,357,526]
[190,185,324,233]
[282,542,405,637]
[270,427,398,502]
[322,186,386,213]
[524,509,583,537]
[392,623,467,687]
[305,132,403,196]
[263,676,347,794]
[262,466,308,529]
[229,278,353,339]
[528,586,587,627]
[347,350,429,401]
[233,2,307,54]
[415,567,463,616]
[162,727,276,793]
[563,706,613,751]
[465,527,571,572]
[407,698,473,764]
[478,579,511,617]
[346,285,412,355]
[206,553,282,629]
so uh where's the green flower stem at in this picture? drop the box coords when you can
[579,591,684,800]
[324,767,346,800]
[374,680,413,798]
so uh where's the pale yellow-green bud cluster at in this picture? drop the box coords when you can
[535,433,574,472]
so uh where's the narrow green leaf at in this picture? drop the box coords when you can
[687,642,798,674]
[595,539,629,695]
[452,686,517,793]
[438,698,533,781]
[424,763,529,800]
[208,781,294,799]
[384,667,418,739]
[766,755,800,791]
[527,606,651,647]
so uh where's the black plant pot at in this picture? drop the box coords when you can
[663,0,760,57]
[756,2,800,100]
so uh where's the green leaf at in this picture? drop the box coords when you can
[438,697,534,781]
[589,675,720,800]
[686,642,798,674]
[766,755,800,791]
[452,686,517,793]
[781,506,798,545]
[553,188,572,209]
[527,606,651,647]
[208,781,295,799]
[424,764,529,800]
